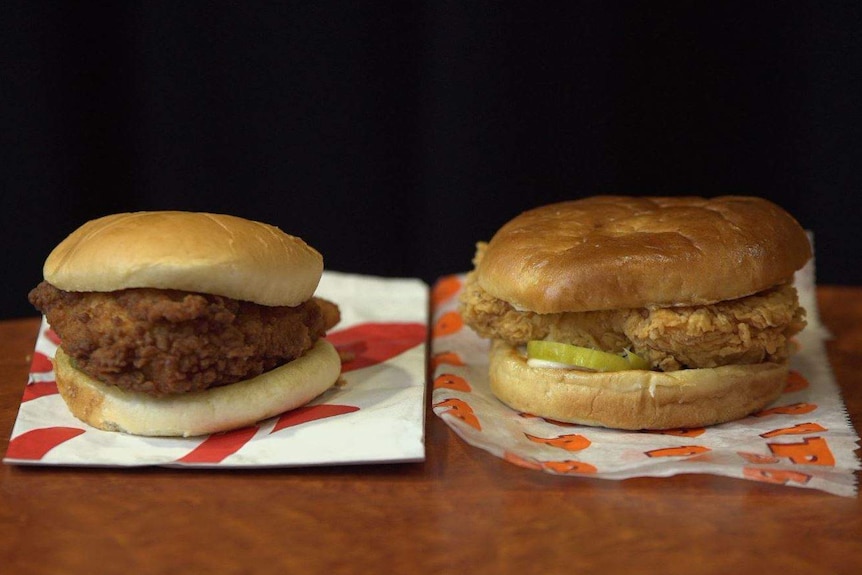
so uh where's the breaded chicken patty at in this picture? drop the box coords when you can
[459,245,806,371]
[29,281,340,395]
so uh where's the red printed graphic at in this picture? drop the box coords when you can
[5,427,86,461]
[433,311,463,338]
[542,460,598,475]
[30,351,53,374]
[768,436,836,466]
[784,370,809,393]
[433,373,471,392]
[326,322,426,373]
[645,445,711,458]
[761,422,828,438]
[45,328,62,345]
[178,405,362,463]
[430,351,465,372]
[435,398,481,430]
[755,403,818,417]
[743,467,813,487]
[738,452,780,464]
[525,433,591,452]
[432,275,462,307]
[177,426,259,464]
[22,380,59,402]
[271,404,360,433]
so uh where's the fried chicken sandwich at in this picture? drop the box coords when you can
[29,211,342,437]
[459,196,811,430]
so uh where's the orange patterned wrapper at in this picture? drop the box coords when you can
[431,258,861,496]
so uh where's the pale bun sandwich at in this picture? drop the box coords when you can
[459,196,812,430]
[29,211,342,437]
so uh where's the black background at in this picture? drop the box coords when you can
[3,2,860,319]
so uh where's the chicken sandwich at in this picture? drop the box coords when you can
[459,196,811,430]
[29,211,341,437]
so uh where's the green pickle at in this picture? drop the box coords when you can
[526,340,650,372]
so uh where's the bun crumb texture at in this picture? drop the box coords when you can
[477,196,811,314]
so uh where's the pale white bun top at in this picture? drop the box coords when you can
[476,196,812,314]
[43,211,324,306]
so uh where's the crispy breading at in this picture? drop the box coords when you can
[459,270,806,371]
[29,282,340,395]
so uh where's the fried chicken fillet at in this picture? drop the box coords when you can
[460,242,807,372]
[29,281,340,395]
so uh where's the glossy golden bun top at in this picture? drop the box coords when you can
[43,211,323,307]
[476,196,811,313]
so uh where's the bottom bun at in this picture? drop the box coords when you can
[53,339,342,437]
[488,340,788,430]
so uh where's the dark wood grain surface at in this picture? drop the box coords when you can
[2,286,860,574]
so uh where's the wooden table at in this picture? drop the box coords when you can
[1,286,860,574]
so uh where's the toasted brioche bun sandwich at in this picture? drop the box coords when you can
[459,196,811,430]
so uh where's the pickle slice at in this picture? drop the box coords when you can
[526,341,649,372]
[620,348,651,370]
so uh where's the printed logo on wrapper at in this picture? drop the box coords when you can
[4,272,429,468]
[433,373,471,392]
[524,432,591,452]
[429,271,862,497]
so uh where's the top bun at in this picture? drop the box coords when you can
[43,211,323,307]
[476,196,811,313]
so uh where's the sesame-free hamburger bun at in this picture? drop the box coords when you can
[30,211,342,437]
[460,196,811,430]
[43,211,324,307]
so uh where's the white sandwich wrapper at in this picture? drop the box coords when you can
[4,271,428,468]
